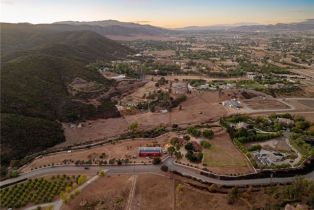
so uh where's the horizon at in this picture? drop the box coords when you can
[1,0,314,28]
[2,18,314,29]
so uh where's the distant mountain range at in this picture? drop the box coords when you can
[54,19,314,34]
[1,19,313,43]
[176,22,261,31]
[177,19,314,32]
[53,20,174,39]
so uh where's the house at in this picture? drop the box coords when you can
[247,72,257,80]
[222,99,241,109]
[171,82,188,94]
[139,147,162,157]
[277,118,294,127]
[235,122,249,130]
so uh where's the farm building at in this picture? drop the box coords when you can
[139,147,162,157]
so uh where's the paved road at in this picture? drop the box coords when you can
[1,158,313,188]
[163,158,314,186]
[0,164,159,187]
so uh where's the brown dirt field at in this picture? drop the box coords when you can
[293,113,314,121]
[62,175,131,210]
[22,133,175,173]
[131,174,174,210]
[285,99,314,111]
[242,98,290,110]
[61,91,226,147]
[176,183,250,210]
[121,81,160,105]
[125,91,226,130]
[246,137,291,152]
[60,118,129,147]
[61,173,304,210]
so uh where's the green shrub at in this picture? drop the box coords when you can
[200,141,211,149]
[202,129,214,139]
[187,127,202,137]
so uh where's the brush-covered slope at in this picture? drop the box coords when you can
[0,24,132,175]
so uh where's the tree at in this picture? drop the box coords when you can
[99,170,105,177]
[170,137,180,146]
[202,129,214,139]
[167,146,175,156]
[175,151,182,159]
[200,141,211,149]
[187,127,202,137]
[183,135,190,141]
[185,142,194,151]
[128,121,139,133]
[153,157,161,165]
[10,170,19,178]
[77,175,87,185]
[228,187,239,204]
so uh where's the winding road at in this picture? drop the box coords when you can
[1,158,313,188]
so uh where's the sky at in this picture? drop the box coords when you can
[1,0,314,28]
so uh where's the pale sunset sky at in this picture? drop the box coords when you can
[1,0,314,28]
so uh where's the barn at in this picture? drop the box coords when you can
[139,147,162,157]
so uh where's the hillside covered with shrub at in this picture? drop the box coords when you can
[0,23,132,176]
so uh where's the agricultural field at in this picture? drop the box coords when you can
[0,175,85,209]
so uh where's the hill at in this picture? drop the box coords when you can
[1,20,174,42]
[1,114,65,176]
[0,24,132,176]
[53,20,174,38]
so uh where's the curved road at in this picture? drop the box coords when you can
[1,158,314,188]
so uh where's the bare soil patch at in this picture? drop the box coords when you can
[125,91,226,130]
[176,183,249,210]
[62,175,131,210]
[242,97,290,110]
[61,118,129,147]
[131,174,174,210]
[285,98,314,111]
[246,137,291,152]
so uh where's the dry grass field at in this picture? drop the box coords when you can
[125,91,226,130]
[61,118,129,147]
[61,175,131,210]
[131,174,174,210]
[59,174,299,210]
[201,131,254,175]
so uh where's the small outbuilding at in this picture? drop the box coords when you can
[139,147,162,157]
